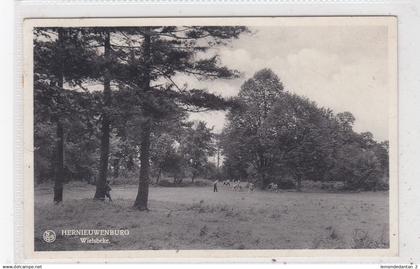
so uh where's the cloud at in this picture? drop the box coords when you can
[174,26,390,141]
[219,47,388,141]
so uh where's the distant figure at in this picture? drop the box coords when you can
[105,180,112,201]
[248,182,255,192]
[213,179,219,192]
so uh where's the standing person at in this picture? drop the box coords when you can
[105,180,112,202]
[213,179,219,192]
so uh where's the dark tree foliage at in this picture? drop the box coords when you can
[221,68,389,191]
[105,26,249,210]
[179,121,216,182]
[34,28,100,203]
[35,25,248,204]
[221,69,284,188]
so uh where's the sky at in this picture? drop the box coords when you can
[185,25,390,142]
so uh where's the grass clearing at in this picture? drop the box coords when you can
[35,182,389,251]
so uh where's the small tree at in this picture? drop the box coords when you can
[180,121,216,182]
[222,69,284,187]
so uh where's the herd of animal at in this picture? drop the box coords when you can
[221,180,281,192]
[222,180,254,192]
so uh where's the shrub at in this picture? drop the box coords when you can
[277,179,296,190]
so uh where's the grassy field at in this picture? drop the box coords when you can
[34,182,389,251]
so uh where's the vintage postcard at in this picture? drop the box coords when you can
[23,16,398,262]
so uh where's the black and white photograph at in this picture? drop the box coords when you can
[24,17,398,257]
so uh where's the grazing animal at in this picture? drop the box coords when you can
[232,181,242,191]
[223,180,231,186]
[268,183,279,192]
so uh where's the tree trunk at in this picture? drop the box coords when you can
[94,30,112,200]
[133,30,152,211]
[94,112,110,199]
[155,168,161,184]
[262,173,270,189]
[53,28,65,204]
[258,153,270,189]
[216,145,220,170]
[53,120,64,203]
[113,158,120,178]
[134,120,151,210]
[296,177,302,192]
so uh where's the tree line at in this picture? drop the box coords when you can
[34,26,248,210]
[220,69,389,191]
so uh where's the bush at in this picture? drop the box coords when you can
[156,178,212,188]
[374,179,389,191]
[320,181,345,191]
[277,180,296,190]
[111,170,138,185]
[157,179,177,187]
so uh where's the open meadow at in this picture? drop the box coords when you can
[35,182,389,251]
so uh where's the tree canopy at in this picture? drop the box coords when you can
[221,69,389,191]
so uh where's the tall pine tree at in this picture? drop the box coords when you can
[112,26,248,210]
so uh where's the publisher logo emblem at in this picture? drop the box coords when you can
[43,230,56,243]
